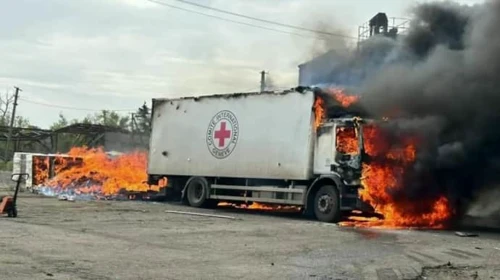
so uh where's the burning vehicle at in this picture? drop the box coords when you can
[147,87,358,222]
[146,86,436,224]
[146,85,452,227]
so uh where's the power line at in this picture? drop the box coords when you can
[19,97,135,112]
[146,0,348,41]
[170,0,356,39]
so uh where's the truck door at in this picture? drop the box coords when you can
[333,120,363,183]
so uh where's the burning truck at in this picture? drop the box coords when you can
[147,87,384,223]
[24,86,450,228]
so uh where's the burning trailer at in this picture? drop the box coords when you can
[13,152,83,191]
[17,148,165,200]
[147,87,379,223]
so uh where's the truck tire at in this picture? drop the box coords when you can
[313,185,341,223]
[186,177,209,208]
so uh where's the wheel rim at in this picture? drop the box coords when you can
[190,182,204,202]
[317,193,333,214]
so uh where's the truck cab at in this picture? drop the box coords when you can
[315,117,364,186]
[306,117,373,222]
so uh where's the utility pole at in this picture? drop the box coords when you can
[260,70,267,93]
[130,113,136,134]
[4,86,21,161]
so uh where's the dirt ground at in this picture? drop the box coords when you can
[1,192,500,280]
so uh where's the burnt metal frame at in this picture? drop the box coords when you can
[0,123,133,160]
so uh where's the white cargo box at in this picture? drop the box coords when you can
[12,152,46,188]
[148,90,316,180]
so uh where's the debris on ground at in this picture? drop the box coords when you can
[417,263,483,280]
[57,194,75,202]
[455,232,479,237]
[164,210,241,220]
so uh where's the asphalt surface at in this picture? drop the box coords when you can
[0,193,499,280]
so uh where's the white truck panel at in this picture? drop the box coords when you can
[12,152,45,188]
[148,90,316,180]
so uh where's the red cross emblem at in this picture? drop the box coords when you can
[214,122,231,148]
[207,110,239,159]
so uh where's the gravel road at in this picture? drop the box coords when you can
[0,193,499,280]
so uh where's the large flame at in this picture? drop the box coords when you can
[322,87,452,228]
[338,122,452,228]
[313,97,326,130]
[336,126,359,155]
[38,147,165,197]
[33,156,49,186]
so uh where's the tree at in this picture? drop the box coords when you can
[0,91,31,128]
[15,116,31,128]
[51,110,132,152]
[0,91,34,161]
[89,110,130,130]
[0,91,14,126]
[50,113,70,130]
[133,102,151,134]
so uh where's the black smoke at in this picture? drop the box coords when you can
[356,0,500,222]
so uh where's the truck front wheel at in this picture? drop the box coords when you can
[313,185,341,223]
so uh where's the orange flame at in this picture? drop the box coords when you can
[336,124,452,228]
[38,147,166,196]
[313,97,326,130]
[33,156,49,185]
[336,126,359,154]
[218,202,301,212]
[328,88,360,107]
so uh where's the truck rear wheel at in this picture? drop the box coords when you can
[185,177,218,208]
[313,185,340,223]
[186,177,208,207]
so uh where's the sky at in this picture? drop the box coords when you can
[0,0,482,129]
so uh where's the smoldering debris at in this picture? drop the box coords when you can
[34,184,164,202]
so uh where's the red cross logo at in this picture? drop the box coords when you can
[214,121,231,147]
[207,110,239,159]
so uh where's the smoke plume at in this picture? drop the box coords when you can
[356,0,500,220]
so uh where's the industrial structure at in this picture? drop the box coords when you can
[0,123,149,161]
[298,12,409,87]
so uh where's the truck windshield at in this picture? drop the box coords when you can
[336,126,359,155]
